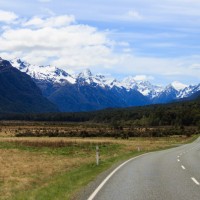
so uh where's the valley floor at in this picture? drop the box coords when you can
[0,121,197,200]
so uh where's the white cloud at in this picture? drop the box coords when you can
[23,15,75,28]
[113,10,143,22]
[0,12,199,84]
[0,10,18,23]
[127,10,143,20]
[71,0,200,26]
[0,15,117,69]
[0,25,110,50]
[171,81,188,90]
[112,53,200,81]
[40,8,55,16]
[133,75,154,81]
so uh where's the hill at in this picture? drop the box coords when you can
[0,58,58,113]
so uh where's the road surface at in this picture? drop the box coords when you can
[87,137,200,200]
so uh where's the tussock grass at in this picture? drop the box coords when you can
[0,135,196,200]
[0,148,92,200]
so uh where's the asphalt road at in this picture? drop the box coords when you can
[87,137,200,200]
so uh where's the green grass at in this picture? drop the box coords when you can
[0,141,120,157]
[0,140,143,200]
[13,150,144,200]
[1,135,198,200]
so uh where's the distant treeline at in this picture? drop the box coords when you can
[0,99,200,127]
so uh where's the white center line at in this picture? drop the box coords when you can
[177,156,180,158]
[191,177,200,185]
[177,159,180,162]
[181,165,186,170]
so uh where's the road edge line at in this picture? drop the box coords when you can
[87,152,150,200]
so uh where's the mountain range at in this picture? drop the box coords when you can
[0,58,58,113]
[1,57,199,113]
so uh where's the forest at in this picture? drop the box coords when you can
[0,98,199,128]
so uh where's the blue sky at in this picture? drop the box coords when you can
[0,0,200,85]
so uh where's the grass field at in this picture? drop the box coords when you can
[0,133,197,200]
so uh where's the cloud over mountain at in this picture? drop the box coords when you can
[0,9,18,23]
[0,0,200,85]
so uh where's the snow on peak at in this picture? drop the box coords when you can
[84,68,92,76]
[171,81,188,91]
[121,76,163,98]
[78,69,92,78]
[77,69,94,85]
[77,70,120,88]
[10,58,76,84]
[121,76,137,90]
[136,81,163,97]
[8,58,199,99]
[107,78,123,88]
[177,84,199,98]
[10,58,30,71]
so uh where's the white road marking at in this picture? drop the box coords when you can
[177,159,180,162]
[191,177,200,185]
[87,153,151,200]
[181,165,186,170]
[88,139,200,200]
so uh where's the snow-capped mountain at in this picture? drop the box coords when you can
[76,69,120,88]
[153,84,179,103]
[10,58,199,99]
[10,58,76,84]
[171,81,188,91]
[121,77,163,98]
[0,58,58,113]
[9,57,200,112]
[152,81,197,103]
[158,81,200,101]
[177,84,200,98]
[76,72,164,98]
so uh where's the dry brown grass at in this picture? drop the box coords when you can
[0,135,193,200]
[0,136,187,151]
[0,146,94,200]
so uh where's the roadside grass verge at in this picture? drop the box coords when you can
[0,135,197,200]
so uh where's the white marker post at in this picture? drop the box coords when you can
[96,145,99,165]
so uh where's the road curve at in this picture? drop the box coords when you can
[87,137,200,200]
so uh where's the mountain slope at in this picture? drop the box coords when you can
[12,62,149,112]
[10,58,200,112]
[121,77,163,99]
[153,84,179,103]
[0,58,58,113]
[181,87,200,101]
[46,83,149,112]
[10,58,76,84]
